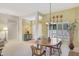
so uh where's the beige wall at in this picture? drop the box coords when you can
[22,20,32,34]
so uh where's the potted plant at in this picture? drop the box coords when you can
[68,20,77,50]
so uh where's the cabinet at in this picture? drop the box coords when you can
[48,22,70,41]
[24,34,32,41]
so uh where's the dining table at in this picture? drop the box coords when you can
[31,38,62,56]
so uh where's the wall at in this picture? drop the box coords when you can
[22,19,32,34]
[0,13,19,41]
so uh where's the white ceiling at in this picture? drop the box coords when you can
[0,3,79,18]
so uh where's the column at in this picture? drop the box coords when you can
[17,16,23,41]
[35,12,39,40]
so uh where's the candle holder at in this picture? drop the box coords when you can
[48,37,51,43]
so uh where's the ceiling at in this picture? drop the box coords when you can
[0,3,79,19]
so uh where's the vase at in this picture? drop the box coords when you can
[69,42,74,50]
[48,37,51,43]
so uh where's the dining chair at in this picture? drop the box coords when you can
[31,45,46,56]
[52,41,62,56]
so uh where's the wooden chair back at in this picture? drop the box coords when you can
[31,45,46,56]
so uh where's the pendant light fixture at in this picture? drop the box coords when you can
[48,3,52,42]
[49,3,52,23]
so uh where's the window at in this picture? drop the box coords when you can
[58,24,62,30]
[53,24,57,30]
[49,24,52,30]
[63,24,69,30]
[49,24,57,30]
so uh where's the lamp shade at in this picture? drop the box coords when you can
[3,27,8,31]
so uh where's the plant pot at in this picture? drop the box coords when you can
[69,43,74,50]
